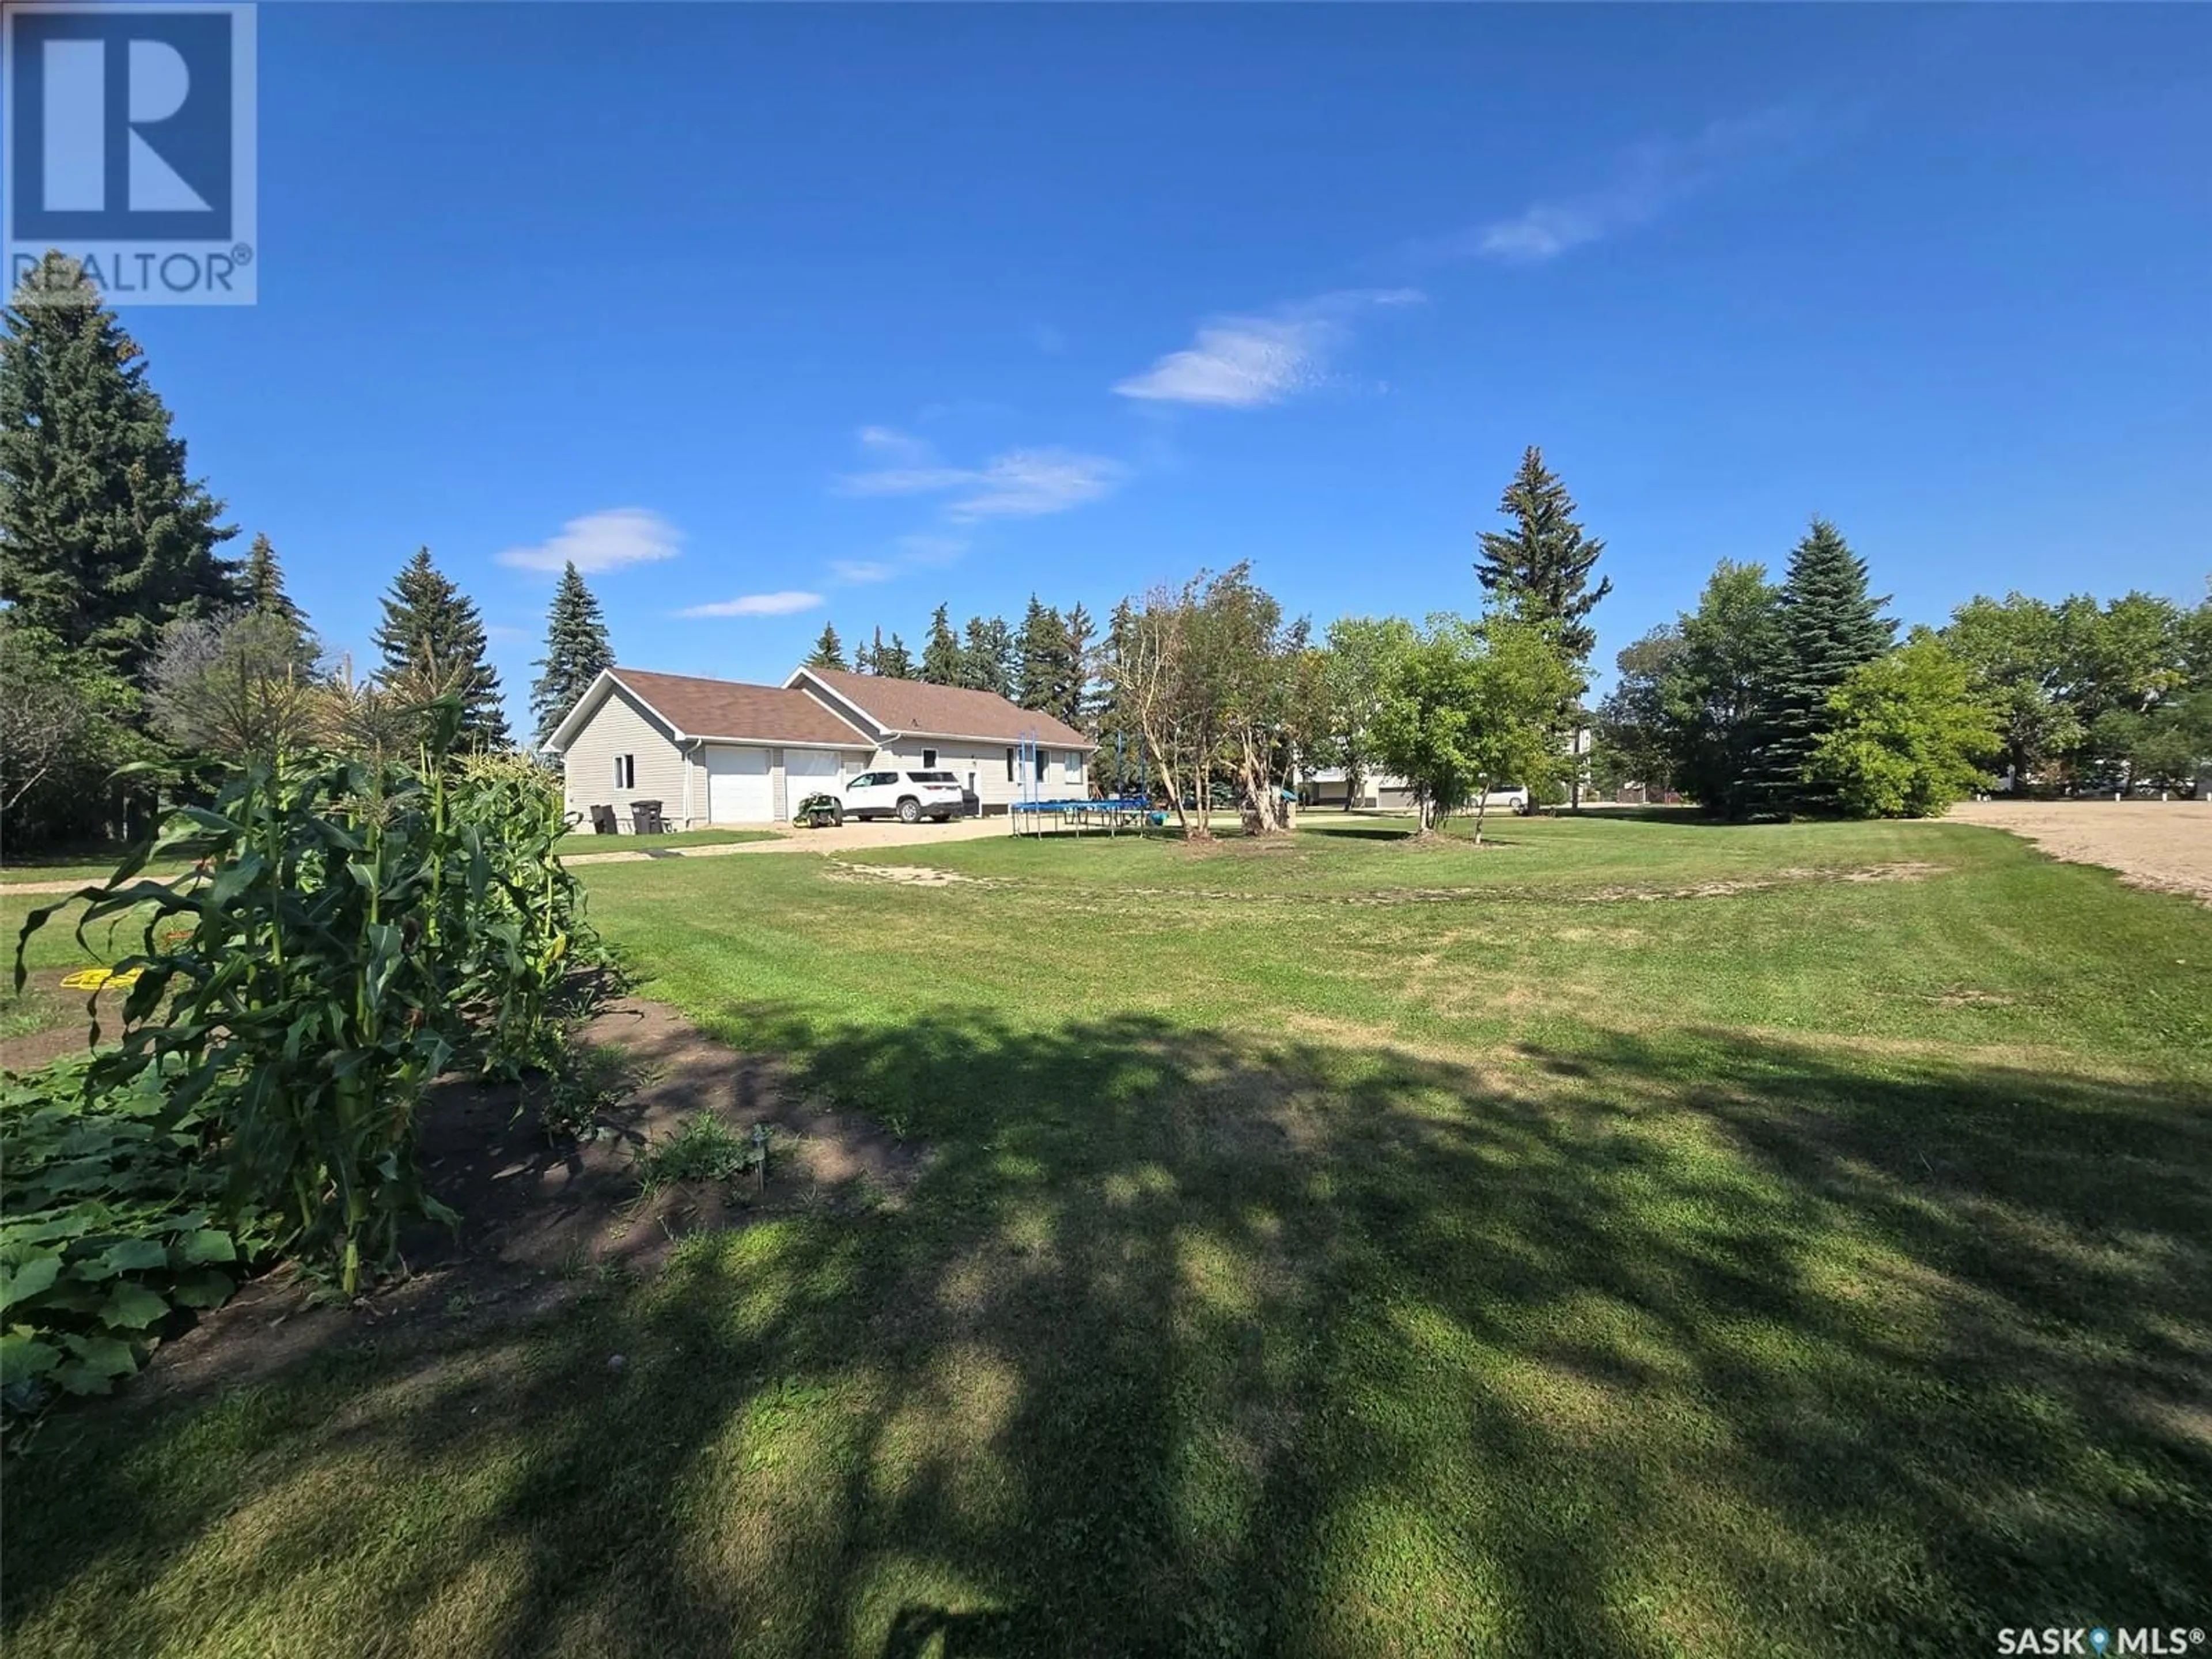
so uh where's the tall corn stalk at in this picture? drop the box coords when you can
[13,702,600,1294]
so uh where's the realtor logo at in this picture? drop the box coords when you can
[4,3,257,304]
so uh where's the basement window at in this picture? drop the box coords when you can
[613,754,635,790]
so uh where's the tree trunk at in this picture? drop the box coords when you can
[1472,776,1491,846]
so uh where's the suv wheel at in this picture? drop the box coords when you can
[896,797,922,824]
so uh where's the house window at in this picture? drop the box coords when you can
[1065,752,1081,782]
[613,754,636,790]
[1037,749,1052,776]
[1005,748,1015,781]
[922,748,938,769]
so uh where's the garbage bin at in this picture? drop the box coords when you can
[629,800,666,835]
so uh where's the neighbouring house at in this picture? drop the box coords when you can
[543,665,1097,830]
[1299,767,1418,810]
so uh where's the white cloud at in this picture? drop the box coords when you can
[949,449,1123,521]
[896,533,969,565]
[830,559,897,585]
[1114,317,1325,408]
[838,447,1123,521]
[1456,108,1806,265]
[678,590,823,619]
[838,465,978,498]
[495,507,681,574]
[1114,289,1423,410]
[857,425,934,465]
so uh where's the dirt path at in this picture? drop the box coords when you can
[1946,800,2212,905]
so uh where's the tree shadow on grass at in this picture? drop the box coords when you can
[4,1006,2207,1658]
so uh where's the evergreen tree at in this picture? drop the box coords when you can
[528,560,614,749]
[1060,602,1097,729]
[0,252,238,686]
[1093,599,1146,793]
[805,622,847,670]
[877,632,915,680]
[242,533,304,628]
[854,628,881,676]
[921,604,965,684]
[1016,595,1065,710]
[240,532,317,672]
[1751,519,1894,813]
[1474,446,1612,672]
[961,615,1015,696]
[373,547,510,749]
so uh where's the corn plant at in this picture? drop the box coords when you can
[13,704,601,1297]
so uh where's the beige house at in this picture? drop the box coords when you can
[543,665,1097,830]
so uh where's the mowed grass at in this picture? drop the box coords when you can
[558,827,783,855]
[5,815,2209,1657]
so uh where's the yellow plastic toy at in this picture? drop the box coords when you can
[59,967,143,992]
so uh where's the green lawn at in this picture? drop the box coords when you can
[558,827,783,855]
[5,815,2209,1656]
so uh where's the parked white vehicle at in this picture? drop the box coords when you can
[1478,783,1531,812]
[838,768,964,823]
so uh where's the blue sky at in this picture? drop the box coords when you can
[118,3,2211,724]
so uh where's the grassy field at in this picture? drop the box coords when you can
[3,815,2209,1656]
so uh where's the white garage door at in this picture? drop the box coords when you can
[784,749,844,815]
[706,747,772,823]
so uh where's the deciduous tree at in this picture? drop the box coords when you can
[1373,616,1575,841]
[1655,561,1783,817]
[1808,632,1999,817]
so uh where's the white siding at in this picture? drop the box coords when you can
[559,685,694,831]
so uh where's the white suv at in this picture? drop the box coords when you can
[839,768,964,823]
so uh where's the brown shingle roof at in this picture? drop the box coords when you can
[611,669,873,747]
[797,666,1094,748]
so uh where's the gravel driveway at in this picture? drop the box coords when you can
[1946,798,2212,905]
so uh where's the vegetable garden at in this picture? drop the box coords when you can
[1,700,601,1430]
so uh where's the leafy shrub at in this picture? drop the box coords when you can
[1,1056,272,1422]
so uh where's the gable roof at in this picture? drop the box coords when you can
[546,668,874,752]
[791,666,1094,749]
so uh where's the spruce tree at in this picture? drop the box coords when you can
[0,252,238,686]
[854,628,881,676]
[921,604,965,685]
[1059,603,1096,729]
[962,615,1014,696]
[373,547,510,749]
[529,560,615,749]
[1475,446,1611,672]
[1751,519,1893,813]
[1016,595,1065,711]
[877,632,915,680]
[805,622,846,670]
[240,532,317,672]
